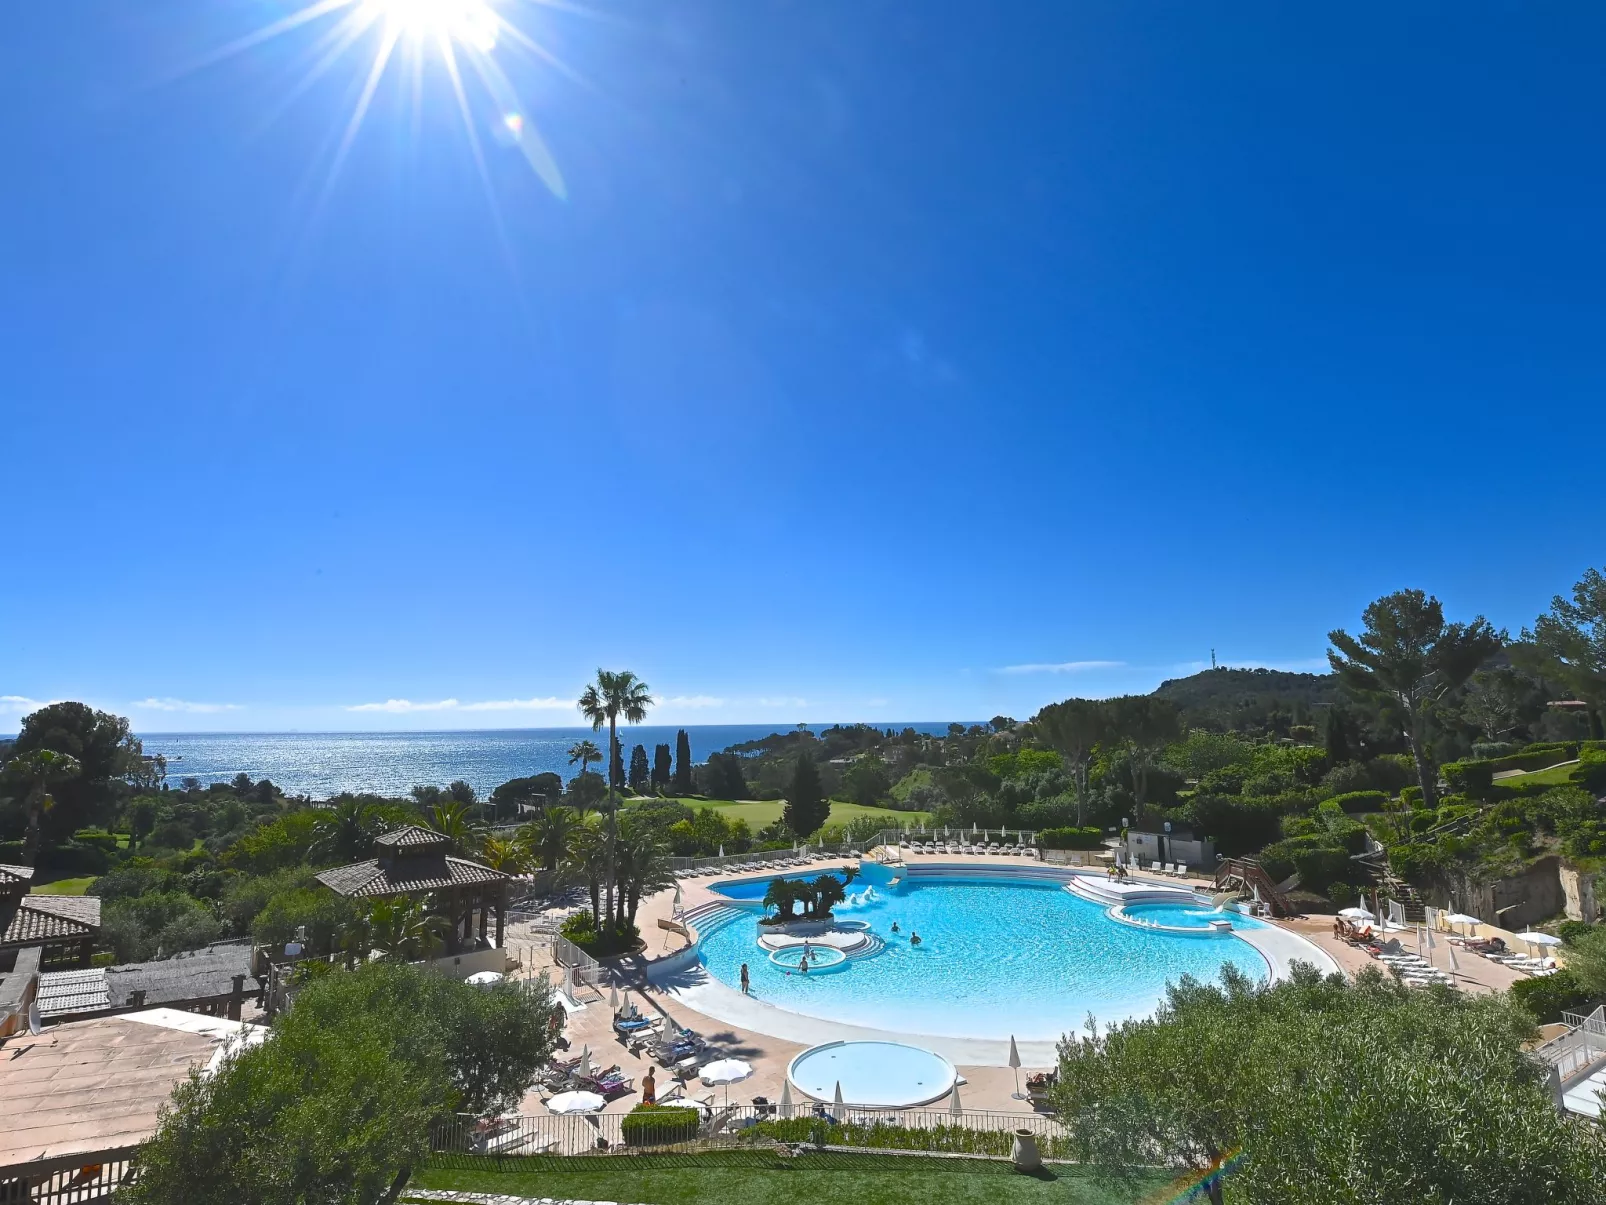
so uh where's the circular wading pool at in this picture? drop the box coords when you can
[768,945,849,974]
[787,1040,957,1107]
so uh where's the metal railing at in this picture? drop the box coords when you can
[430,1106,1065,1160]
[552,935,604,989]
[0,1147,139,1205]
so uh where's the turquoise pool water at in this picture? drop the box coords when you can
[1120,902,1267,931]
[698,872,1270,1040]
[788,1041,956,1107]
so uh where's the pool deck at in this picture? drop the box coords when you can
[502,852,1533,1120]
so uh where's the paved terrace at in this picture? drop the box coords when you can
[503,851,1353,1121]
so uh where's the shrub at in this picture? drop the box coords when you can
[101,891,224,963]
[1400,786,1423,808]
[1328,882,1357,906]
[1559,921,1600,947]
[90,862,175,901]
[1039,826,1105,850]
[1472,741,1520,760]
[34,843,112,876]
[559,911,641,957]
[1289,847,1353,894]
[1442,760,1495,796]
[1509,968,1592,1024]
[72,827,120,853]
[1329,790,1388,814]
[620,1106,701,1146]
[1320,757,1412,798]
[252,887,360,956]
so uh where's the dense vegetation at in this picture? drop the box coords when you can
[1052,964,1606,1204]
[124,960,557,1205]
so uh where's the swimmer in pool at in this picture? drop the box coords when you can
[890,922,900,934]
[910,931,922,946]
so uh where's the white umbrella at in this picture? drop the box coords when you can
[700,1057,753,1105]
[609,985,620,1011]
[672,883,683,913]
[1444,912,1481,931]
[622,989,634,1018]
[464,970,503,987]
[1008,1035,1025,1100]
[576,1046,591,1079]
[547,1090,606,1115]
[1338,906,1374,920]
[778,1079,794,1119]
[1516,931,1562,950]
[1447,941,1459,983]
[948,1080,963,1115]
[719,844,725,859]
[831,1080,845,1122]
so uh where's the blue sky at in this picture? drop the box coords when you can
[2,1,1603,733]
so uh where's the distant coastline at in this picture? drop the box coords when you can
[134,722,966,799]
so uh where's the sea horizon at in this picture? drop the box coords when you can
[129,722,969,799]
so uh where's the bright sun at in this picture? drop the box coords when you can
[362,0,500,52]
[202,0,566,199]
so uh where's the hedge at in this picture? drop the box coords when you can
[620,1106,701,1146]
[1509,968,1593,1025]
[1399,786,1423,808]
[741,1117,1072,1159]
[1039,826,1104,850]
[1328,790,1388,813]
[1442,761,1495,795]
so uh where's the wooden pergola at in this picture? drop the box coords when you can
[315,826,512,953]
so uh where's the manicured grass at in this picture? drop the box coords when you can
[413,1151,1174,1205]
[30,876,95,896]
[629,797,930,831]
[1494,761,1580,788]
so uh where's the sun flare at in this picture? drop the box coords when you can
[201,0,568,200]
[361,0,500,52]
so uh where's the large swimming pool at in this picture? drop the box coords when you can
[697,871,1270,1041]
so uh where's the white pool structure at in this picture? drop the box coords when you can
[655,862,1338,1066]
[787,1040,957,1108]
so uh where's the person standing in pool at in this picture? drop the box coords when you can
[890,921,900,934]
[909,931,922,946]
[740,962,751,994]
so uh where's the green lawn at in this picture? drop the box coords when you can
[30,876,95,896]
[1494,761,1579,788]
[630,797,930,832]
[412,1151,1174,1205]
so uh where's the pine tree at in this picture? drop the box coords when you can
[628,744,650,793]
[652,744,672,790]
[672,729,694,793]
[784,754,829,839]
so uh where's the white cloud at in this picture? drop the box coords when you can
[459,697,571,712]
[347,698,461,713]
[665,695,725,709]
[131,697,242,713]
[996,660,1126,675]
[0,695,45,712]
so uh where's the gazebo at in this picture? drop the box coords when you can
[1,864,100,971]
[314,826,512,953]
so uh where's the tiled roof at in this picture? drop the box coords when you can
[374,824,452,851]
[36,967,111,1017]
[103,940,255,1008]
[316,853,510,897]
[2,895,101,948]
[0,863,35,889]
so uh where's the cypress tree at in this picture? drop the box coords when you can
[609,739,625,792]
[628,744,650,792]
[652,744,672,790]
[784,754,829,839]
[672,729,694,793]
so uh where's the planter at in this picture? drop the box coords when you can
[1011,1128,1042,1172]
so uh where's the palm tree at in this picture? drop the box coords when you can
[577,670,653,933]
[564,816,609,924]
[310,798,379,864]
[4,749,81,862]
[517,805,579,871]
[567,739,603,790]
[614,815,676,929]
[763,877,801,920]
[480,835,526,874]
[365,897,447,962]
[423,800,481,857]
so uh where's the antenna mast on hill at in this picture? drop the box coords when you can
[1211,649,1217,670]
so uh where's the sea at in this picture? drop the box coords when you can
[136,723,960,800]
